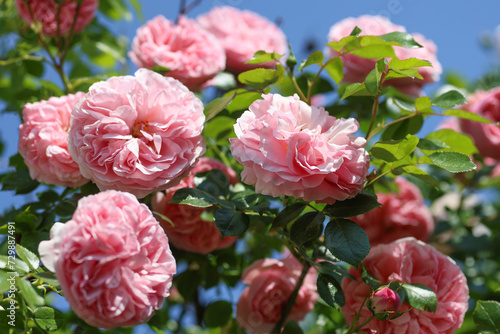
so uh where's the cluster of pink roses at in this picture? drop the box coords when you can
[15,3,471,333]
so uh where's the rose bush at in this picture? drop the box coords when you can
[68,68,206,198]
[129,15,226,91]
[197,6,288,74]
[16,0,98,37]
[18,92,88,188]
[341,238,469,334]
[236,255,318,333]
[38,190,176,329]
[230,93,370,204]
[152,157,239,254]
[327,15,441,96]
[350,177,434,246]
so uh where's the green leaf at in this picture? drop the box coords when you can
[297,50,324,71]
[360,265,381,288]
[414,96,432,111]
[323,193,380,218]
[273,203,307,227]
[214,208,249,238]
[340,82,367,100]
[15,244,39,271]
[388,58,432,69]
[381,115,424,141]
[365,58,386,94]
[348,43,396,59]
[371,134,419,162]
[0,255,30,274]
[150,65,170,75]
[433,90,467,107]
[290,212,325,245]
[428,151,477,173]
[443,109,494,124]
[317,273,345,308]
[238,65,285,90]
[325,57,344,85]
[426,129,478,155]
[398,166,439,188]
[204,92,236,121]
[379,32,423,48]
[246,50,282,64]
[402,283,437,312]
[17,277,44,310]
[195,169,230,198]
[170,188,220,208]
[204,300,233,328]
[225,89,263,112]
[1,169,39,194]
[325,36,357,52]
[283,321,304,334]
[350,26,362,36]
[33,306,64,331]
[473,300,500,333]
[324,219,370,267]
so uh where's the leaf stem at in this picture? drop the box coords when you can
[365,92,381,140]
[271,260,311,333]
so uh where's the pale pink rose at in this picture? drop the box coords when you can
[341,237,469,334]
[459,87,500,160]
[151,157,239,254]
[229,93,369,204]
[351,177,434,246]
[18,93,88,188]
[197,6,288,74]
[327,15,441,96]
[129,15,226,91]
[68,69,206,198]
[236,256,318,333]
[16,0,97,37]
[38,190,176,329]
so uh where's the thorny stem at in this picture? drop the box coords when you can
[271,260,312,333]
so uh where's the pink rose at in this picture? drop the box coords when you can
[16,0,97,37]
[327,15,441,96]
[197,6,288,74]
[229,93,369,204]
[38,190,176,329]
[341,237,469,334]
[368,286,402,319]
[129,15,226,91]
[236,256,317,333]
[151,157,239,254]
[458,87,500,160]
[350,177,434,246]
[18,93,88,188]
[68,68,205,198]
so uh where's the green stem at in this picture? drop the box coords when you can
[366,111,418,141]
[287,69,308,103]
[306,56,339,102]
[365,92,381,140]
[271,260,312,333]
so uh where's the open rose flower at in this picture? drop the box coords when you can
[38,190,176,329]
[68,68,205,198]
[152,157,239,254]
[16,0,98,37]
[18,93,88,188]
[458,87,500,160]
[229,93,369,204]
[197,6,287,74]
[341,237,469,334]
[351,177,434,246]
[129,15,226,91]
[327,15,441,96]
[236,255,317,333]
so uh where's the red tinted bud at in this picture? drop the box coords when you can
[368,287,402,319]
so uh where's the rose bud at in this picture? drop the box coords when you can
[367,287,402,320]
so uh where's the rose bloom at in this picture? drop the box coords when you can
[458,87,500,160]
[129,15,226,91]
[197,6,288,74]
[18,93,88,188]
[152,157,239,254]
[16,0,98,37]
[368,286,402,317]
[327,15,442,96]
[38,190,176,329]
[236,255,318,333]
[350,177,434,246]
[229,93,369,204]
[68,68,205,198]
[341,237,469,334]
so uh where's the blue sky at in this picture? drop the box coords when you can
[2,0,500,210]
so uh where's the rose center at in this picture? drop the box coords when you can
[132,121,150,138]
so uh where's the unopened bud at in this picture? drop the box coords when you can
[367,286,401,320]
